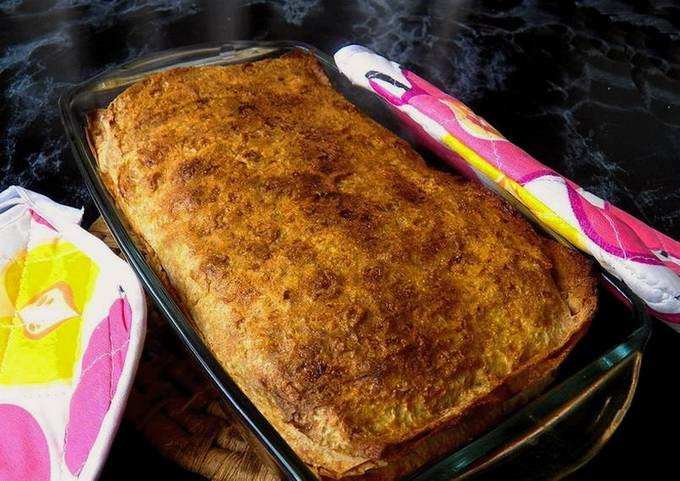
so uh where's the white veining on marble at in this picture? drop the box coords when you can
[241,0,321,26]
[1,31,71,178]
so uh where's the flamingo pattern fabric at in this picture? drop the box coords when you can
[335,45,680,329]
[0,186,145,481]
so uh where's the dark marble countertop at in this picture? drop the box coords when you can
[1,1,679,479]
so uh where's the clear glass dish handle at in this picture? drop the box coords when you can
[417,348,643,481]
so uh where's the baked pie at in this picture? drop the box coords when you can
[87,52,597,480]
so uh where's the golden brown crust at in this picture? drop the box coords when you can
[87,52,597,479]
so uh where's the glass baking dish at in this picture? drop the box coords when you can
[60,41,652,481]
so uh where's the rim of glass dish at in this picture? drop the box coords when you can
[59,40,653,481]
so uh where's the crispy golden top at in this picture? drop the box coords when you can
[88,52,596,478]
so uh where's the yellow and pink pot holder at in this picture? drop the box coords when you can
[0,186,145,481]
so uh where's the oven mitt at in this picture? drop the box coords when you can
[335,45,680,329]
[0,186,146,481]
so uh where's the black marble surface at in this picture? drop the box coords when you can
[1,1,679,479]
